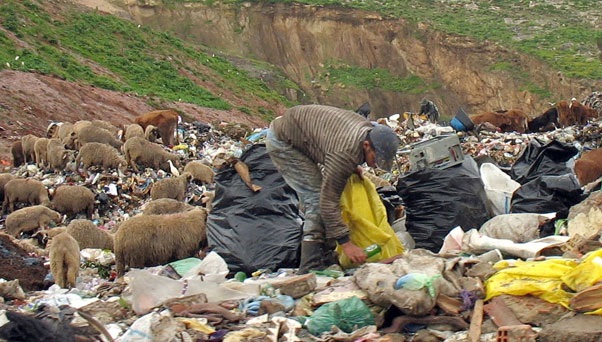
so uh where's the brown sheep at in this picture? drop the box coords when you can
[150,172,192,201]
[183,160,215,185]
[114,207,208,276]
[5,205,62,237]
[34,137,50,168]
[76,125,122,150]
[123,136,182,173]
[48,232,80,288]
[123,124,145,142]
[134,109,179,146]
[143,198,195,215]
[2,178,50,214]
[66,219,114,251]
[11,141,25,167]
[51,185,95,219]
[21,134,39,164]
[144,125,160,143]
[75,142,126,172]
[46,138,75,173]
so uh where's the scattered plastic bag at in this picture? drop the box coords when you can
[336,174,404,269]
[393,273,441,297]
[561,249,602,292]
[480,163,521,215]
[479,213,555,243]
[305,296,375,336]
[180,251,230,282]
[485,258,578,308]
[125,269,251,315]
[119,310,179,342]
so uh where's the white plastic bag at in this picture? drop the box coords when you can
[480,163,521,215]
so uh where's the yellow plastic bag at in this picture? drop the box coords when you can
[485,258,578,308]
[561,249,602,292]
[336,174,404,269]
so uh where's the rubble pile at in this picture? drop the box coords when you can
[2,112,602,341]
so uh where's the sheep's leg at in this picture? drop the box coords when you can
[66,262,78,288]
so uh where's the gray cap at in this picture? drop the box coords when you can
[368,124,400,172]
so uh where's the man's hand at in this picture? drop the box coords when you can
[354,166,364,179]
[340,241,367,265]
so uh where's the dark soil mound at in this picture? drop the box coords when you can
[0,235,48,291]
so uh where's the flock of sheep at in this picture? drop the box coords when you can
[0,109,218,289]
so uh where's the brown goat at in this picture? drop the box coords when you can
[557,99,599,127]
[470,109,529,133]
[574,147,602,186]
[134,109,179,146]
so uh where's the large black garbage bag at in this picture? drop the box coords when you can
[510,138,579,185]
[206,144,302,274]
[377,186,403,225]
[396,157,492,252]
[510,173,585,217]
[509,139,585,217]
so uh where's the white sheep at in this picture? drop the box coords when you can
[46,138,75,173]
[51,185,95,219]
[122,136,181,173]
[183,160,215,185]
[76,125,122,150]
[21,134,39,164]
[114,207,207,276]
[1,178,50,214]
[75,142,126,172]
[150,172,192,201]
[5,205,62,237]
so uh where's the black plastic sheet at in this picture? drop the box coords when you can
[510,138,579,185]
[396,157,492,252]
[206,144,302,274]
[509,139,585,218]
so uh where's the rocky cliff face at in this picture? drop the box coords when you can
[97,1,599,118]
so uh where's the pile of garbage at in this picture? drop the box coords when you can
[2,113,602,341]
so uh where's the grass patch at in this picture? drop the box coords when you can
[319,62,432,94]
[0,0,290,116]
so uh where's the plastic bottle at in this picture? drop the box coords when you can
[364,244,382,259]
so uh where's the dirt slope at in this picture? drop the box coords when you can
[0,70,269,166]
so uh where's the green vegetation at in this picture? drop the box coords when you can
[1,0,600,114]
[318,62,433,94]
[0,0,290,119]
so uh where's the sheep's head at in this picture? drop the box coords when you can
[181,171,193,182]
[52,210,63,224]
[62,132,77,150]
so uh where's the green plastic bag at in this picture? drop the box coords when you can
[306,296,375,336]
